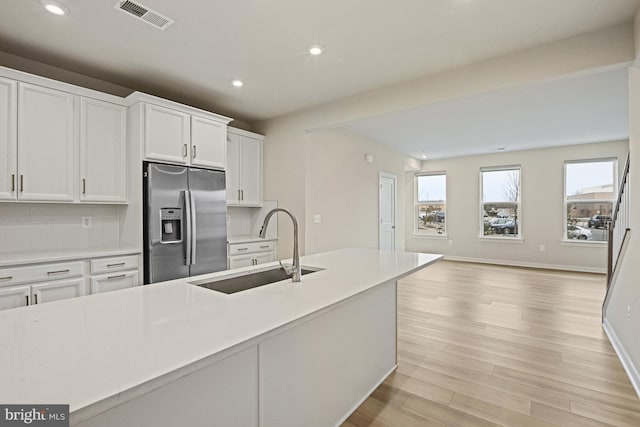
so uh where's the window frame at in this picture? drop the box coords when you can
[479,165,522,240]
[414,171,447,238]
[563,158,617,245]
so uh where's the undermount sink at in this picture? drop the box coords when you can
[191,267,320,294]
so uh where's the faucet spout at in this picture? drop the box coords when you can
[259,208,301,282]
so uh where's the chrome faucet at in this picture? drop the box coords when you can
[259,208,301,282]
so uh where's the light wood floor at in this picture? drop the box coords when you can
[341,260,640,427]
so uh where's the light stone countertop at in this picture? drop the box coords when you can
[0,247,142,268]
[0,248,442,424]
[227,235,278,244]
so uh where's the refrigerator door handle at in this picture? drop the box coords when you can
[190,190,197,265]
[184,190,192,266]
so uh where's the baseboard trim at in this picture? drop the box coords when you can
[443,255,606,274]
[334,364,397,427]
[602,318,640,400]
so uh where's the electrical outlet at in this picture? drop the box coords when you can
[448,239,454,246]
[313,214,321,224]
[539,245,546,252]
[226,215,231,224]
[628,305,631,322]
[82,217,92,229]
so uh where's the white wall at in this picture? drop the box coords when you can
[257,24,634,258]
[603,63,640,394]
[305,128,409,255]
[405,141,628,272]
[0,204,121,256]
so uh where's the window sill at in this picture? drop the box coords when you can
[412,234,448,240]
[561,240,607,247]
[477,236,524,244]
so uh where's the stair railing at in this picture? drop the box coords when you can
[607,154,630,291]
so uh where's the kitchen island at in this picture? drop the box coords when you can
[0,248,441,426]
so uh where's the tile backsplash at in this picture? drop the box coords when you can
[0,204,120,256]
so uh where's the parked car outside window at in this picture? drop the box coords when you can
[587,215,611,229]
[567,225,593,240]
[489,219,518,235]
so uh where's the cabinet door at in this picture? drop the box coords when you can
[226,133,241,204]
[239,136,262,206]
[144,103,190,164]
[254,252,275,265]
[191,116,226,169]
[18,83,77,202]
[31,278,85,305]
[0,77,17,201]
[90,270,138,294]
[80,98,127,203]
[228,255,254,269]
[0,285,30,311]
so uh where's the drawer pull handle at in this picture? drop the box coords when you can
[25,295,29,306]
[183,144,188,158]
[20,175,24,192]
[34,294,38,304]
[107,274,126,280]
[237,248,249,251]
[260,245,270,249]
[192,145,197,158]
[11,174,15,192]
[0,276,12,281]
[107,263,126,268]
[82,178,86,195]
[47,269,70,275]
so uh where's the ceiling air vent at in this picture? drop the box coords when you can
[114,0,175,30]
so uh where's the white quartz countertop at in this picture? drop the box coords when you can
[0,247,141,267]
[0,248,441,423]
[227,235,277,244]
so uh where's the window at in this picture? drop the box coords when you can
[564,159,616,242]
[481,166,521,238]
[416,174,446,236]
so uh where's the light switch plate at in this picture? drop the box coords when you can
[82,217,92,229]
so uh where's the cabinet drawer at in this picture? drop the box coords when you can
[91,255,139,274]
[229,241,274,255]
[90,270,139,295]
[0,261,84,287]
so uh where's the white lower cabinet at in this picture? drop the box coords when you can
[89,254,140,295]
[0,261,86,311]
[0,285,30,310]
[228,240,275,269]
[90,271,138,294]
[0,253,141,310]
[31,278,85,304]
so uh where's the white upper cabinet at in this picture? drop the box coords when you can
[191,115,226,169]
[80,98,127,203]
[144,103,191,164]
[0,77,17,201]
[226,127,263,207]
[18,83,76,202]
[141,100,229,169]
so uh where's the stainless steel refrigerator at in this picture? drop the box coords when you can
[143,162,227,284]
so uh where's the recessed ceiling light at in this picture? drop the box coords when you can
[41,0,69,15]
[309,45,323,55]
[421,155,427,159]
[230,79,243,88]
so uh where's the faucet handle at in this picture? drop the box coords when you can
[279,260,294,275]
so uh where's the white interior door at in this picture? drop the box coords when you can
[379,173,396,251]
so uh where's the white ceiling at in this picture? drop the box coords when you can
[0,0,639,123]
[341,66,630,159]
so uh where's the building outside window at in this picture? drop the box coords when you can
[481,166,521,238]
[565,159,616,242]
[416,174,446,236]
